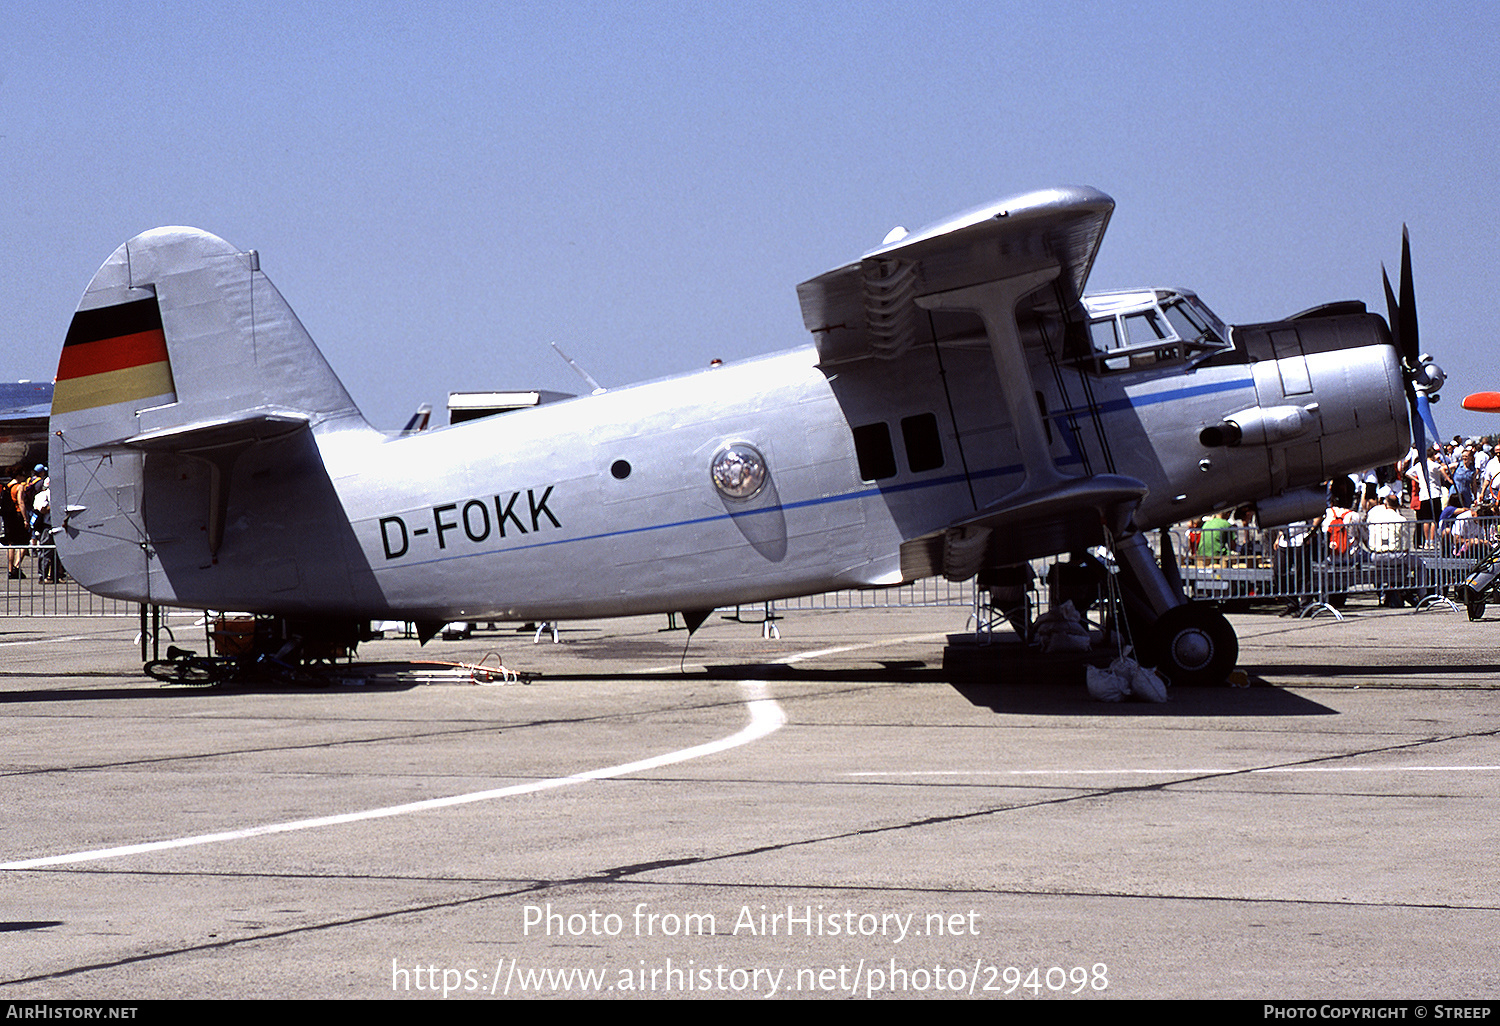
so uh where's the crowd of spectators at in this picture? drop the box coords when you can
[1182,436,1499,610]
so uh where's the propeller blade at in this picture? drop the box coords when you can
[1463,392,1500,413]
[1385,226,1438,458]
[1382,265,1404,358]
[1399,226,1419,365]
[1416,393,1441,449]
[1406,390,1435,511]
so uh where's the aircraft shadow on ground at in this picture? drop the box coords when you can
[951,679,1337,716]
[546,660,1339,717]
[0,674,424,704]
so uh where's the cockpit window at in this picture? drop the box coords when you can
[1077,289,1229,373]
[1088,319,1119,351]
[1124,310,1168,345]
[1161,298,1222,347]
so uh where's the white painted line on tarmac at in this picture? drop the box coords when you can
[771,632,947,663]
[0,681,785,870]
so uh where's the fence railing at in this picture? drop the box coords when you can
[771,575,978,611]
[0,546,136,616]
[1169,513,1495,612]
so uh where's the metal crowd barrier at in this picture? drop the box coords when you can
[2,541,982,623]
[0,545,136,616]
[1170,514,1496,614]
[771,575,978,611]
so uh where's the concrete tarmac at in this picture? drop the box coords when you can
[1,601,1497,1000]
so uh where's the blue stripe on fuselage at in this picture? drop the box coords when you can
[1055,376,1252,420]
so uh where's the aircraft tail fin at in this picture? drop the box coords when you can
[51,227,367,450]
[49,227,374,603]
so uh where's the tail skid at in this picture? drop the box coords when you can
[51,227,376,606]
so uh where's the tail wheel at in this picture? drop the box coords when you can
[1468,600,1486,622]
[1144,603,1238,687]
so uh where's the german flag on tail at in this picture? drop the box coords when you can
[53,296,177,416]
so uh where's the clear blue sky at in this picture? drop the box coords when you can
[4,1,1496,438]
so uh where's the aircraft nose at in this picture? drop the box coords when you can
[1413,358,1445,394]
[1226,306,1411,483]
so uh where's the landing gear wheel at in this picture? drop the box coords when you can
[1468,599,1486,622]
[1144,604,1238,687]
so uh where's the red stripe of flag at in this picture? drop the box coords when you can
[55,329,169,382]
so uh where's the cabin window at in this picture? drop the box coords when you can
[901,413,944,473]
[852,422,897,481]
[1089,311,1181,370]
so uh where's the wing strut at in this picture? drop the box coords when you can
[903,263,1146,573]
[916,265,1070,495]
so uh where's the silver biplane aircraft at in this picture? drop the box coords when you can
[48,186,1439,685]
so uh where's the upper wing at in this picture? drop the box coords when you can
[799,186,1144,576]
[796,186,1114,366]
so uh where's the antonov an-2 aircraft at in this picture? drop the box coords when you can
[48,186,1438,685]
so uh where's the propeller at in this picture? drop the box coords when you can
[1381,226,1445,492]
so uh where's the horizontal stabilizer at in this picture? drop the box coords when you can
[86,411,310,456]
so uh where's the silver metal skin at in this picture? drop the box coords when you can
[48,188,1415,678]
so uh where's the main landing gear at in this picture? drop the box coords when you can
[1112,531,1239,687]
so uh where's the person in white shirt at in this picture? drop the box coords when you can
[1366,495,1418,606]
[1403,445,1450,545]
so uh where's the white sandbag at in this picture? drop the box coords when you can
[1033,600,1091,653]
[1114,654,1168,703]
[1086,652,1169,703]
[1086,663,1129,702]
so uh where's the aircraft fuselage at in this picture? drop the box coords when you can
[117,299,1407,622]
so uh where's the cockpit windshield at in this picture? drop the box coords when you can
[1078,289,1230,372]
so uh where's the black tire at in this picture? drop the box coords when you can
[1143,603,1239,687]
[177,658,222,684]
[1469,600,1486,622]
[143,657,223,684]
[143,659,180,682]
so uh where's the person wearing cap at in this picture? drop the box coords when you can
[31,475,58,583]
[1402,445,1450,546]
